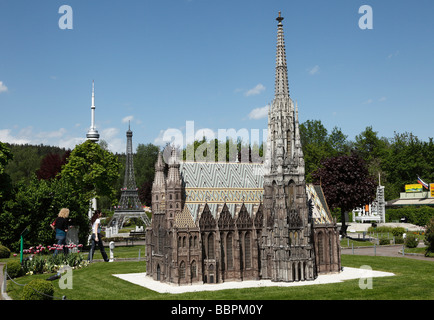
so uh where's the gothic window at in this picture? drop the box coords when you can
[285,181,295,209]
[208,233,215,259]
[227,233,233,269]
[245,232,252,269]
[194,236,198,248]
[179,261,185,279]
[170,194,172,200]
[191,260,197,279]
[287,130,292,157]
[156,195,158,201]
[158,228,164,253]
[318,231,324,263]
[189,236,192,248]
[183,236,186,247]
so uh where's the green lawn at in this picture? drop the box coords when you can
[5,253,434,300]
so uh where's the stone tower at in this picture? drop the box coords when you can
[261,12,316,282]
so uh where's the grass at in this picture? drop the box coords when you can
[5,253,434,300]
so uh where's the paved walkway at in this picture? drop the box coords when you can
[0,263,10,300]
[341,244,434,261]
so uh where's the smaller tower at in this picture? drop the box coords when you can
[86,80,100,142]
[111,124,151,228]
[165,146,182,229]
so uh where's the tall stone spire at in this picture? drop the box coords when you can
[261,12,315,283]
[274,11,290,99]
[265,11,297,174]
[86,80,100,142]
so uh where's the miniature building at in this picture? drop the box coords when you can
[146,12,341,285]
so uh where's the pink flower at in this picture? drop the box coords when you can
[13,254,17,257]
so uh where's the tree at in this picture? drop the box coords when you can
[299,120,346,182]
[60,140,120,205]
[312,152,377,236]
[424,217,434,256]
[36,150,70,180]
[0,142,13,205]
[0,177,89,251]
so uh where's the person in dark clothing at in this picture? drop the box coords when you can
[87,210,109,262]
[53,208,70,256]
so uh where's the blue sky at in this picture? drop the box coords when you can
[1,0,433,154]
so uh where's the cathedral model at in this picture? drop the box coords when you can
[146,12,341,285]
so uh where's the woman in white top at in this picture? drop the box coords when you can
[87,210,109,262]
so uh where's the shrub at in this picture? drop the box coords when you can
[405,234,419,248]
[379,238,391,245]
[6,260,24,278]
[395,237,404,244]
[425,217,434,255]
[21,279,55,300]
[0,245,11,258]
[392,227,405,237]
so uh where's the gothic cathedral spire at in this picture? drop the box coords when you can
[261,12,315,282]
[274,11,290,99]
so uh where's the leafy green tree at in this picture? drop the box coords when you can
[0,177,89,251]
[0,142,13,204]
[60,140,120,205]
[135,143,160,188]
[135,143,160,206]
[299,120,348,182]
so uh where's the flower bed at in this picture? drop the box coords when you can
[21,244,88,275]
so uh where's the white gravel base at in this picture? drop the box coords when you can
[113,267,394,294]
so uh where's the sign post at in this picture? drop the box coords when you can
[20,226,29,264]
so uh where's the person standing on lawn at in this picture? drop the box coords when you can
[87,210,109,262]
[52,208,70,256]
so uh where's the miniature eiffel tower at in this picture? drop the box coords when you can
[112,123,151,228]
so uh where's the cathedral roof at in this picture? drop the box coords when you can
[179,161,264,221]
[307,184,333,224]
[174,205,197,229]
[178,161,332,225]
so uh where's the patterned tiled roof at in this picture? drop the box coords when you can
[179,161,332,225]
[307,184,333,224]
[174,205,197,229]
[179,162,263,221]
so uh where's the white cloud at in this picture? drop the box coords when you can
[308,65,320,75]
[58,137,85,150]
[245,84,265,97]
[0,81,8,93]
[36,128,67,139]
[0,129,31,144]
[102,127,119,140]
[378,96,387,102]
[122,115,134,124]
[248,105,269,120]
[387,51,399,59]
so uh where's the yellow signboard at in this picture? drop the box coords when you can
[405,184,423,193]
[430,184,434,198]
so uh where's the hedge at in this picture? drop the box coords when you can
[386,206,434,226]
